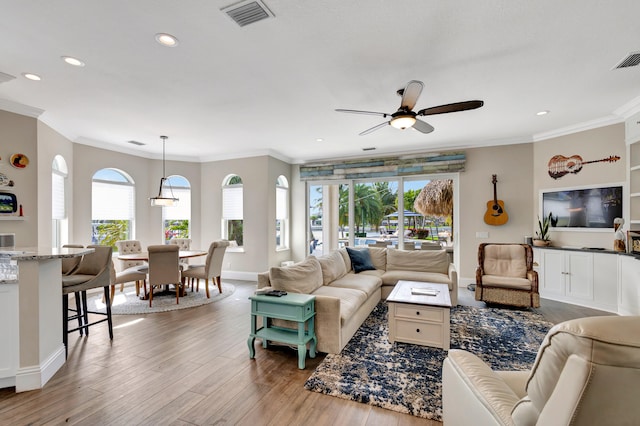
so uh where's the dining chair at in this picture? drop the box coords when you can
[420,241,442,250]
[181,240,230,298]
[169,238,192,270]
[61,245,113,358]
[147,244,183,307]
[110,240,149,302]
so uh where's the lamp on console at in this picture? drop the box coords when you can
[149,135,178,207]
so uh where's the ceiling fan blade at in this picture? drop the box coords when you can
[417,100,484,116]
[335,109,389,117]
[400,80,424,110]
[359,121,389,136]
[412,119,435,134]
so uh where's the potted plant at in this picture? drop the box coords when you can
[533,212,555,246]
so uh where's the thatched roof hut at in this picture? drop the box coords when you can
[414,179,453,217]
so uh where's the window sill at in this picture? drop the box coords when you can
[276,247,290,252]
[227,247,245,253]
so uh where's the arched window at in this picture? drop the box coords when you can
[91,168,135,248]
[276,175,289,249]
[163,175,191,242]
[222,174,243,247]
[52,155,69,247]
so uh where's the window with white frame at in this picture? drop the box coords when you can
[52,155,69,247]
[91,168,135,249]
[163,175,191,242]
[222,174,243,247]
[276,175,289,249]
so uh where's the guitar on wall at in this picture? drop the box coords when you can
[484,174,508,226]
[547,154,620,180]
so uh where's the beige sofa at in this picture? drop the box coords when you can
[257,247,457,354]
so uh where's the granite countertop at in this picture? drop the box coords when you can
[0,246,93,260]
[0,247,94,284]
[533,245,640,258]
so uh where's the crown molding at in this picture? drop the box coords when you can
[0,98,44,118]
[532,114,624,142]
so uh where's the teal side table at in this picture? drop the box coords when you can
[247,293,317,369]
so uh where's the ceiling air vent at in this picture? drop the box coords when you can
[222,0,274,27]
[613,51,640,69]
[127,140,145,146]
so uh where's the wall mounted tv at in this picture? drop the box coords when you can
[541,184,623,230]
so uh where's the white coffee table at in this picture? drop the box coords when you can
[386,280,452,349]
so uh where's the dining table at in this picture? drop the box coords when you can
[117,249,208,298]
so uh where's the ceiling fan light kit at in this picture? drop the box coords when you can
[149,135,179,207]
[337,80,484,136]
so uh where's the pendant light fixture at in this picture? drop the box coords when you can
[149,135,178,206]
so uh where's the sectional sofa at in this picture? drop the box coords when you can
[257,247,457,354]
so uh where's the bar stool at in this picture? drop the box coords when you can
[61,244,85,338]
[61,245,113,358]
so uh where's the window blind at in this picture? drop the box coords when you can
[163,187,191,219]
[92,181,135,220]
[276,186,288,220]
[52,172,66,220]
[223,186,243,220]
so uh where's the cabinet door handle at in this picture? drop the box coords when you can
[416,328,421,333]
[416,311,420,315]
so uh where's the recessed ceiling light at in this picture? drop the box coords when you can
[155,33,179,47]
[536,110,549,116]
[316,138,324,142]
[62,56,85,67]
[22,73,41,81]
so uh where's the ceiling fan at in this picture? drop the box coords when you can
[336,80,484,136]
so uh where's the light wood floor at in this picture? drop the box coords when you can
[0,281,613,426]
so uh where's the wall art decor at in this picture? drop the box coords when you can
[0,172,14,187]
[10,153,29,168]
[547,154,619,179]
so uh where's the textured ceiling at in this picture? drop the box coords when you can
[0,1,639,163]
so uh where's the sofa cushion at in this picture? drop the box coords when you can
[365,247,386,270]
[482,275,532,290]
[315,250,348,285]
[346,247,376,273]
[386,247,449,274]
[269,256,323,294]
[312,286,368,325]
[382,270,452,289]
[330,272,382,298]
[483,245,527,278]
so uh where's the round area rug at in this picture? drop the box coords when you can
[87,282,235,314]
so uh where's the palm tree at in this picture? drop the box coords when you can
[339,184,383,235]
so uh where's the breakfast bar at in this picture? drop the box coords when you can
[0,247,91,392]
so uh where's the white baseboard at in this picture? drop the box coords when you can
[222,270,258,282]
[15,344,65,392]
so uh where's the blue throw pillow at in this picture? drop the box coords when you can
[346,247,376,273]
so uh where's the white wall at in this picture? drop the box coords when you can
[533,124,626,248]
[0,110,37,247]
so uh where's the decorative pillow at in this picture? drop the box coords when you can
[315,250,348,285]
[269,256,323,294]
[346,247,376,273]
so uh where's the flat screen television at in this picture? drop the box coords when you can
[541,184,623,230]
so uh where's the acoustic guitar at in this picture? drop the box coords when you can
[547,155,620,180]
[484,174,508,226]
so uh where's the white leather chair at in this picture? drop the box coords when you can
[442,315,640,425]
[182,240,229,298]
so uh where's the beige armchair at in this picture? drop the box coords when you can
[475,243,539,308]
[115,239,147,272]
[168,238,192,250]
[442,315,640,425]
[182,240,229,298]
[147,244,183,307]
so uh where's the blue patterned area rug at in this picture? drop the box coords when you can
[304,302,553,421]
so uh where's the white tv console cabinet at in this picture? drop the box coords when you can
[534,247,640,315]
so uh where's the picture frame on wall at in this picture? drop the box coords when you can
[627,230,640,254]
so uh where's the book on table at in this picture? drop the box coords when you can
[411,287,439,296]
